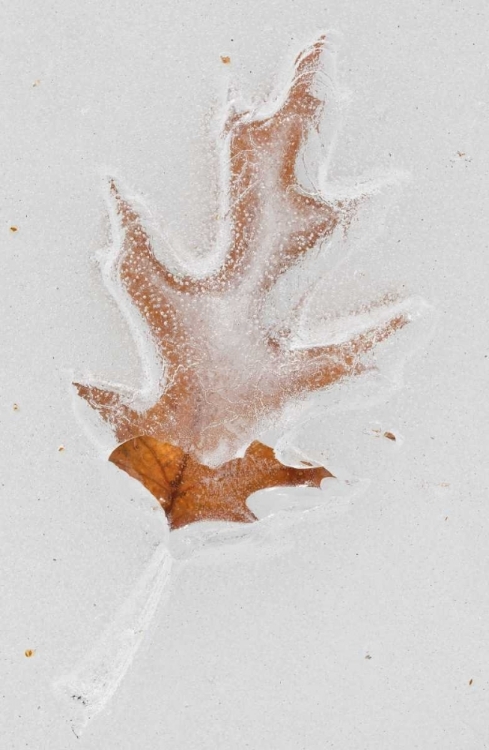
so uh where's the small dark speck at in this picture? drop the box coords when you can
[469,678,473,685]
[365,654,372,660]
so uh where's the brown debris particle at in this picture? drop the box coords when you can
[469,679,473,686]
[33,80,41,87]
[383,431,396,441]
[13,403,19,411]
[58,445,65,452]
[9,226,18,233]
[220,55,231,64]
[25,649,35,658]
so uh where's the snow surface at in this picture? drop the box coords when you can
[1,1,489,748]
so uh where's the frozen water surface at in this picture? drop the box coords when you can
[1,1,489,748]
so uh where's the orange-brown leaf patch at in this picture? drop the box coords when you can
[110,437,331,530]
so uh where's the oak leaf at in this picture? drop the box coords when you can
[75,36,407,530]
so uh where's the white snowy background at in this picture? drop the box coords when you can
[1,0,489,748]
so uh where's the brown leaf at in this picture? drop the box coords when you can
[110,438,332,530]
[76,36,411,530]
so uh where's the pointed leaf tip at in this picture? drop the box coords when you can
[108,178,120,198]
